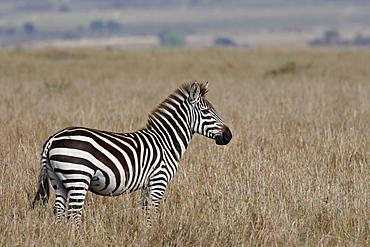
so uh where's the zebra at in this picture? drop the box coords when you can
[32,81,232,225]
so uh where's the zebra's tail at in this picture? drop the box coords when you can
[32,142,51,208]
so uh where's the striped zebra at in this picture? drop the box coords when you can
[32,81,232,225]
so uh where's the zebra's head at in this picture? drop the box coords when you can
[188,82,232,145]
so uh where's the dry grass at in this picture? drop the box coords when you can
[0,47,369,246]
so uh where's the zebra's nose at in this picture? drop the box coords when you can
[216,127,232,145]
[223,127,232,143]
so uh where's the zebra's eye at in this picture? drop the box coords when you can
[201,107,210,114]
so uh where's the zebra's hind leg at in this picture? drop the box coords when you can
[54,186,68,221]
[49,173,67,221]
[66,187,88,227]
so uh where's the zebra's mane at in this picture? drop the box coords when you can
[146,81,208,128]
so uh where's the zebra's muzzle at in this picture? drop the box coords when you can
[215,127,232,145]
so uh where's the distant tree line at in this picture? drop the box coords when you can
[89,19,122,31]
[0,22,36,36]
[308,30,370,46]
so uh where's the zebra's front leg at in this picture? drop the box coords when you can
[141,178,167,224]
[141,184,152,223]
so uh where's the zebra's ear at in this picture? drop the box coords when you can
[189,82,201,104]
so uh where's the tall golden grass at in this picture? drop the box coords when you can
[0,47,369,246]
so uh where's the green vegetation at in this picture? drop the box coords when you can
[265,61,296,77]
[159,31,187,47]
[325,30,340,41]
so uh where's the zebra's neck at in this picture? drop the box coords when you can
[145,89,193,161]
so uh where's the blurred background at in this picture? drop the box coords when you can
[0,0,369,48]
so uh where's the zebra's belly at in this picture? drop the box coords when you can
[89,184,139,196]
[89,170,110,195]
[89,169,139,196]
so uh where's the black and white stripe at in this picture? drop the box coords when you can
[32,81,232,225]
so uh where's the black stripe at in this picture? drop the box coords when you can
[54,168,93,178]
[69,198,85,203]
[62,178,90,185]
[68,205,83,209]
[67,186,87,191]
[69,192,86,197]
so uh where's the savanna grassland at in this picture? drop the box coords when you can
[0,47,369,246]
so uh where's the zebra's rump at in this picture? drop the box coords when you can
[47,127,141,195]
